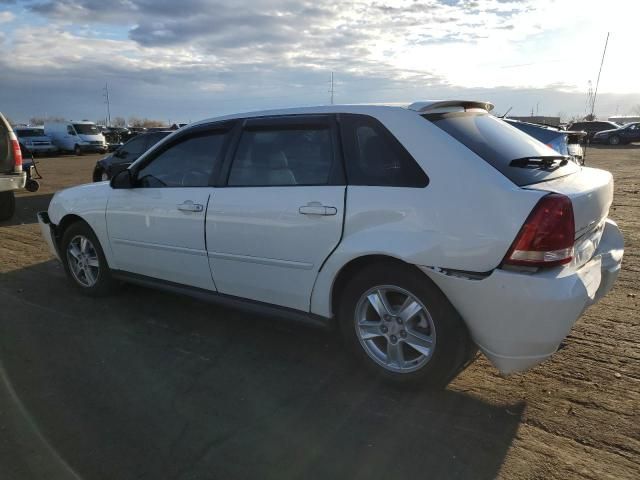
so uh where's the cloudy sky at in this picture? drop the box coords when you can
[1,0,638,124]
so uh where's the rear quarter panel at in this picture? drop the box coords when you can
[310,109,545,317]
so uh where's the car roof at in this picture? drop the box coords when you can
[190,100,494,127]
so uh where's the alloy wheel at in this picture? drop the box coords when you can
[354,285,436,373]
[66,235,100,287]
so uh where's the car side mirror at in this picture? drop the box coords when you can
[110,169,134,189]
[114,149,127,159]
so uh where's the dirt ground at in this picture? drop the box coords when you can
[0,147,638,479]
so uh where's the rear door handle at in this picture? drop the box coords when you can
[299,205,337,216]
[177,201,204,213]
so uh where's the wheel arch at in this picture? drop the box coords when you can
[326,254,427,320]
[55,214,92,246]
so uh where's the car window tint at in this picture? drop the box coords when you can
[340,114,428,187]
[122,136,147,156]
[228,128,333,186]
[137,132,225,188]
[426,112,578,186]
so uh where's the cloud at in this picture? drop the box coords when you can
[0,10,15,22]
[1,0,639,122]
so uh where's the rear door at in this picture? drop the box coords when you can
[206,115,345,311]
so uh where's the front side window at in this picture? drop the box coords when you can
[228,127,333,186]
[136,131,226,188]
[340,114,428,187]
[67,126,76,135]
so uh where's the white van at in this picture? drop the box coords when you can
[44,121,108,155]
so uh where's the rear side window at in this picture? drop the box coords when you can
[339,114,428,187]
[425,112,579,186]
[228,126,334,186]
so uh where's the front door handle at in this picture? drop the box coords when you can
[177,201,204,213]
[299,205,337,216]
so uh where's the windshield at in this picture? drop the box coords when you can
[73,123,99,135]
[17,128,45,137]
[424,112,579,186]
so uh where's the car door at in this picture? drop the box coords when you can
[106,124,233,290]
[206,115,345,311]
[622,123,640,141]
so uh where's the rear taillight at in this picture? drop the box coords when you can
[10,133,22,171]
[502,193,575,268]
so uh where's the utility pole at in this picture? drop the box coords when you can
[590,32,609,119]
[329,72,334,105]
[103,83,111,127]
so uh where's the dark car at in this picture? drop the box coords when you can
[505,119,586,164]
[567,121,621,141]
[591,122,640,146]
[92,131,171,181]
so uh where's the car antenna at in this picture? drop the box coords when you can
[499,107,513,119]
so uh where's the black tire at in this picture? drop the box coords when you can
[338,262,476,388]
[608,135,620,146]
[0,191,16,221]
[74,144,83,156]
[60,221,116,296]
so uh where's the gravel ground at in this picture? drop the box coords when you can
[0,147,638,479]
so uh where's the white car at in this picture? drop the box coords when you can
[38,101,624,386]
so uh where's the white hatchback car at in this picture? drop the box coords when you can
[38,101,624,386]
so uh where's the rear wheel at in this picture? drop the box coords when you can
[61,222,115,296]
[608,135,621,145]
[0,191,15,221]
[338,262,475,388]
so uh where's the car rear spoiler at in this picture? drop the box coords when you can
[407,100,494,114]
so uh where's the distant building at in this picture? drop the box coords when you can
[608,116,640,125]
[508,116,561,127]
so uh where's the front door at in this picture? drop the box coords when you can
[206,115,346,311]
[107,127,231,290]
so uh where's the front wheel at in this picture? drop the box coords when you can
[0,191,15,221]
[338,263,476,388]
[61,222,115,296]
[608,135,621,145]
[74,144,83,155]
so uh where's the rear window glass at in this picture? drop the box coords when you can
[425,113,579,186]
[16,129,45,137]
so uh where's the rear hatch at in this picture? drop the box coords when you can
[424,110,611,267]
[526,167,613,266]
[0,113,18,174]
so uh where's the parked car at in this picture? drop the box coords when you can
[505,119,586,164]
[0,112,26,221]
[44,121,108,155]
[92,131,172,181]
[14,126,58,156]
[38,101,624,387]
[591,122,640,146]
[566,121,621,141]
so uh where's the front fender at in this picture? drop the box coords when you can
[48,182,114,266]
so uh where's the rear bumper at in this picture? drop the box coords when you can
[0,172,27,192]
[37,211,60,260]
[26,145,58,154]
[421,219,624,374]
